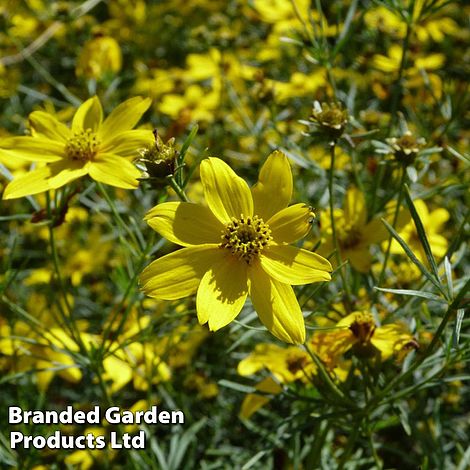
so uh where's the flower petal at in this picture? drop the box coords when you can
[46,160,90,189]
[196,253,248,330]
[252,150,292,220]
[3,166,52,199]
[99,96,152,140]
[200,157,253,223]
[268,203,314,243]
[140,245,220,300]
[344,248,372,273]
[362,219,388,245]
[0,137,64,162]
[72,96,103,132]
[100,129,154,156]
[89,154,140,189]
[260,245,332,285]
[248,261,305,344]
[29,111,71,141]
[145,202,223,246]
[343,187,366,227]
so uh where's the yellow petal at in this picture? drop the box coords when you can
[371,324,412,360]
[345,249,372,273]
[251,150,292,220]
[196,253,248,330]
[237,344,285,376]
[239,394,272,420]
[89,154,140,189]
[0,136,64,162]
[429,208,449,231]
[3,166,52,199]
[260,245,332,285]
[344,187,366,227]
[47,160,90,189]
[100,129,154,156]
[28,111,71,141]
[268,203,313,243]
[140,245,220,300]
[248,261,305,344]
[362,219,388,245]
[200,157,253,223]
[103,356,133,394]
[99,96,152,140]
[145,202,223,246]
[72,96,103,132]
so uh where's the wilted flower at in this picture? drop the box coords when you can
[309,101,349,139]
[312,311,418,363]
[136,130,178,187]
[386,130,426,166]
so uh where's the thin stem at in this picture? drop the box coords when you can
[167,174,189,202]
[97,182,141,252]
[45,192,86,352]
[375,166,408,293]
[328,141,352,307]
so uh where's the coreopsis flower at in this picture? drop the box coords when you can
[311,311,417,363]
[318,187,408,273]
[2,96,152,199]
[140,151,332,344]
[76,33,122,80]
[238,343,315,383]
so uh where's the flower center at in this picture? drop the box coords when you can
[286,351,309,374]
[220,214,272,264]
[339,226,362,249]
[65,129,100,161]
[349,312,376,344]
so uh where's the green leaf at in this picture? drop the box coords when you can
[178,124,199,166]
[404,185,441,282]
[218,380,256,394]
[444,256,454,299]
[374,287,446,303]
[452,309,465,348]
[381,218,445,295]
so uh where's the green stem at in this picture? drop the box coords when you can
[369,289,467,408]
[167,174,189,202]
[97,182,141,252]
[366,418,383,469]
[100,231,156,358]
[328,141,352,307]
[375,165,407,293]
[45,192,85,352]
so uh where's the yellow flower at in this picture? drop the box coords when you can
[2,96,152,199]
[311,311,417,363]
[319,187,408,273]
[238,343,314,383]
[76,34,123,80]
[140,151,332,344]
